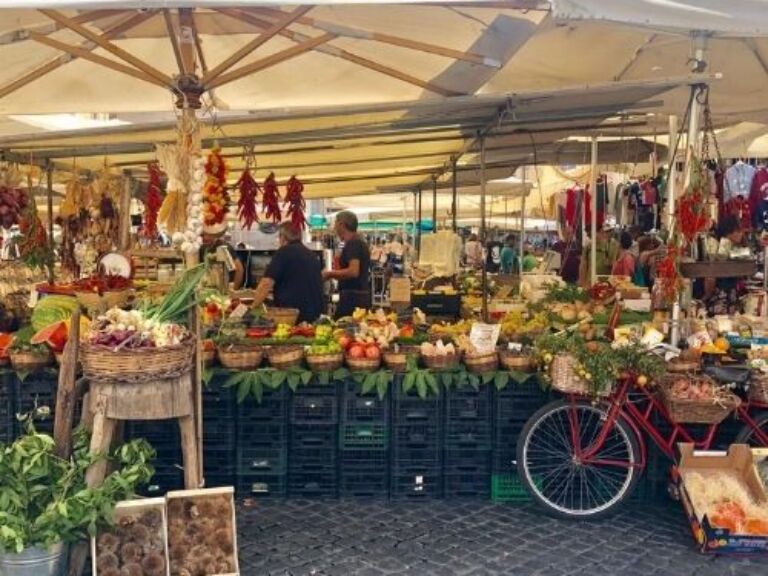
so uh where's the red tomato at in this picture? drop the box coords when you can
[338,335,352,350]
[365,346,381,360]
[348,345,365,359]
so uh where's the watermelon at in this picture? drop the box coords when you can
[31,295,78,332]
[31,321,68,352]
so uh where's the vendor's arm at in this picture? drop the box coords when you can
[231,258,245,290]
[323,259,360,281]
[251,277,275,308]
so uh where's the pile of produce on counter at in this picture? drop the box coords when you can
[684,471,768,535]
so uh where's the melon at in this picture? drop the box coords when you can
[30,316,90,352]
[31,295,79,332]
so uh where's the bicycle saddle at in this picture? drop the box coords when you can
[702,365,751,385]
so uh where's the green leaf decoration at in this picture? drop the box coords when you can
[362,373,376,395]
[287,373,300,391]
[406,355,419,372]
[494,371,510,391]
[424,372,440,396]
[251,378,264,404]
[236,379,251,404]
[318,371,330,386]
[415,372,427,399]
[468,373,480,390]
[376,371,390,400]
[300,370,313,386]
[402,371,416,392]
[333,367,350,382]
[271,370,287,388]
[441,372,454,389]
[202,367,215,387]
[482,371,495,385]
[456,369,468,388]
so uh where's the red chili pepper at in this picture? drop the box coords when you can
[284,175,306,230]
[262,172,281,223]
[202,147,230,227]
[236,168,260,230]
[141,163,163,239]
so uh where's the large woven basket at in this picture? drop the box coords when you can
[10,350,53,371]
[464,351,499,374]
[666,359,701,373]
[75,289,130,311]
[346,355,381,372]
[421,352,461,370]
[659,376,741,424]
[306,352,344,372]
[749,372,768,404]
[499,350,536,372]
[217,345,264,370]
[383,351,411,373]
[550,353,589,395]
[80,337,195,381]
[267,345,304,369]
[264,307,300,327]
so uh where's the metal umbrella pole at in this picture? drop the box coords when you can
[589,137,598,286]
[451,159,458,232]
[666,115,678,232]
[480,136,488,322]
[432,176,438,233]
[519,166,526,277]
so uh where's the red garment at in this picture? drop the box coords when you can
[749,167,768,218]
[611,252,636,277]
[641,180,657,205]
[564,186,597,229]
[724,196,752,230]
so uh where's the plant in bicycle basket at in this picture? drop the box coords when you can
[535,333,664,396]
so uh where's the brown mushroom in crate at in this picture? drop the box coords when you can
[96,551,120,571]
[130,523,151,545]
[120,562,144,576]
[119,541,143,564]
[141,552,166,576]
[101,568,122,576]
[209,528,234,555]
[140,509,162,529]
[97,533,121,554]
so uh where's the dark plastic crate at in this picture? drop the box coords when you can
[0,372,15,443]
[125,420,183,483]
[139,470,184,496]
[15,373,57,435]
[204,472,236,489]
[491,473,532,503]
[290,383,339,423]
[390,466,443,499]
[444,449,491,475]
[446,385,492,421]
[342,381,388,422]
[444,473,490,498]
[494,381,549,426]
[202,382,237,443]
[340,470,389,498]
[393,423,441,449]
[237,385,289,423]
[340,448,388,470]
[288,473,338,498]
[289,448,337,474]
[340,423,388,449]
[291,422,337,450]
[393,386,441,425]
[236,472,287,497]
[445,425,491,450]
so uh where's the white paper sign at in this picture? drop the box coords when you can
[230,304,249,319]
[469,323,501,354]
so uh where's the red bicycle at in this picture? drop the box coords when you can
[516,366,768,519]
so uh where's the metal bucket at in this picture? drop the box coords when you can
[0,543,68,576]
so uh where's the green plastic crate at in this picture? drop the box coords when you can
[491,473,533,503]
[340,423,388,449]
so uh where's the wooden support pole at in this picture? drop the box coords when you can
[451,159,458,232]
[432,176,438,233]
[53,308,81,459]
[416,187,422,254]
[119,172,132,251]
[46,163,54,285]
[164,9,186,76]
[480,136,488,323]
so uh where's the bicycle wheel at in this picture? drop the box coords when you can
[735,411,768,446]
[517,399,641,520]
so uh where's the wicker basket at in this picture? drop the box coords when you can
[659,376,741,424]
[306,352,344,372]
[749,372,768,404]
[550,353,589,395]
[499,351,536,372]
[383,351,409,372]
[421,352,461,370]
[346,355,381,372]
[266,345,304,369]
[217,345,264,370]
[264,307,300,327]
[75,289,130,311]
[80,337,195,381]
[464,351,499,374]
[9,349,53,371]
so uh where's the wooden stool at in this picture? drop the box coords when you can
[85,371,201,489]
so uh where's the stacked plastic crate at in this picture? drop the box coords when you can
[15,371,57,436]
[201,377,238,487]
[125,419,184,495]
[288,381,339,498]
[0,371,14,443]
[444,384,492,498]
[339,380,389,498]
[236,384,289,497]
[491,380,549,503]
[390,384,443,499]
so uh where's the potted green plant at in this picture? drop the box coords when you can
[0,424,155,576]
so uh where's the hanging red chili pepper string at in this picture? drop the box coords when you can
[202,146,229,228]
[676,191,709,245]
[656,245,684,304]
[284,175,306,230]
[236,167,261,230]
[141,162,163,239]
[262,172,281,223]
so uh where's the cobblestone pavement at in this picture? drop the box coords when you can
[236,499,768,576]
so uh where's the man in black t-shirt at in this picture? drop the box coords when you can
[322,210,371,318]
[251,222,325,323]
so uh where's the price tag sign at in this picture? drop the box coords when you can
[389,277,411,303]
[28,285,39,309]
[230,304,249,319]
[469,322,500,354]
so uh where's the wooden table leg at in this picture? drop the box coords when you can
[179,415,201,489]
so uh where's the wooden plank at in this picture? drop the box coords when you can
[52,308,80,459]
[39,9,173,86]
[163,9,185,75]
[252,7,501,67]
[29,31,168,88]
[0,11,156,100]
[202,5,313,84]
[189,306,204,486]
[177,8,198,77]
[207,32,335,90]
[216,8,461,96]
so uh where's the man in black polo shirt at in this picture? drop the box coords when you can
[251,222,325,323]
[322,210,371,318]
